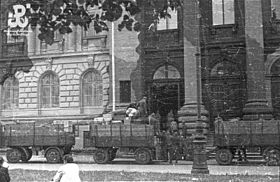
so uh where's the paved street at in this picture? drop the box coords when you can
[5,154,280,177]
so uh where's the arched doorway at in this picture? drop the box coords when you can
[206,61,246,128]
[148,64,184,130]
[271,59,280,118]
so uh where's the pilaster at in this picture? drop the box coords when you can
[243,0,273,120]
[178,0,208,133]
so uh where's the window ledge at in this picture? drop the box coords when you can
[156,29,178,33]
[211,24,236,29]
[82,34,107,40]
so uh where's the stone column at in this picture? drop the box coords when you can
[243,0,273,120]
[178,0,208,131]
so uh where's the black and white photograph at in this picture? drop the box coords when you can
[0,0,279,181]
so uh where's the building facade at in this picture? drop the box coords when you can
[0,2,140,149]
[2,0,280,135]
[131,0,280,131]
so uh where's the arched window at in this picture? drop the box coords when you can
[82,70,103,107]
[153,65,180,80]
[2,77,19,110]
[207,61,245,122]
[210,61,240,76]
[40,72,59,108]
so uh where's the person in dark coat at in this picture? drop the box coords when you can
[0,157,10,182]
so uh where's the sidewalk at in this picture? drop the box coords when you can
[7,155,280,177]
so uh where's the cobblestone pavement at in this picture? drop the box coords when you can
[4,154,280,176]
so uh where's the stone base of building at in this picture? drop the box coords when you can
[177,103,209,135]
[178,103,208,122]
[243,99,273,120]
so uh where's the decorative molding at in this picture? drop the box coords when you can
[87,55,96,68]
[45,57,53,70]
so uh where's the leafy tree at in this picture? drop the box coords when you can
[15,0,182,45]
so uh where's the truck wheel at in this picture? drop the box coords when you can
[93,149,109,164]
[6,148,22,163]
[135,148,151,164]
[20,147,30,162]
[264,148,280,166]
[215,148,233,165]
[45,148,62,163]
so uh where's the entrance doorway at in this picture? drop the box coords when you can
[149,81,184,130]
[148,64,184,130]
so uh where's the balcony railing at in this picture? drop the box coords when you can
[2,42,26,58]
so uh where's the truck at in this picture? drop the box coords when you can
[214,118,280,165]
[87,123,156,164]
[83,121,194,164]
[0,122,75,163]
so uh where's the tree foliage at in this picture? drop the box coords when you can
[14,0,182,45]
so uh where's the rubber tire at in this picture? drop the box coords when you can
[263,147,274,158]
[215,148,233,165]
[135,148,151,164]
[6,148,22,163]
[264,148,280,166]
[45,148,62,163]
[20,147,30,162]
[93,149,109,164]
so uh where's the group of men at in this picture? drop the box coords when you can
[125,96,195,164]
[159,129,193,164]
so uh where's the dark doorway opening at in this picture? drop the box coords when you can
[148,80,184,131]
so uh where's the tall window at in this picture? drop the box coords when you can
[120,81,131,103]
[82,70,103,107]
[40,72,59,108]
[157,7,178,30]
[212,0,235,25]
[2,77,19,110]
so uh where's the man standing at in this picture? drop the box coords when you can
[137,96,148,117]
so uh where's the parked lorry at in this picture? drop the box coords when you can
[0,122,75,163]
[87,123,156,164]
[214,118,280,165]
[81,120,194,164]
